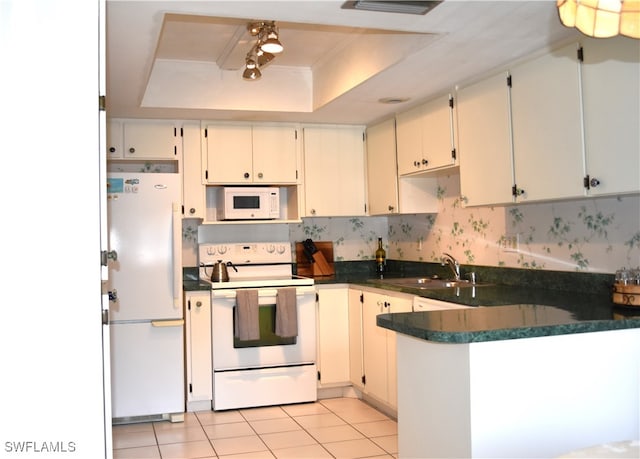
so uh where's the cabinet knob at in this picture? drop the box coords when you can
[590,178,600,188]
[128,147,135,154]
[413,160,420,167]
[244,172,250,179]
[421,158,428,166]
[195,301,202,308]
[109,147,116,153]
[310,209,316,215]
[257,172,264,179]
[388,205,395,211]
[189,208,196,214]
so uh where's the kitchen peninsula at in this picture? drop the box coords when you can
[377,298,640,458]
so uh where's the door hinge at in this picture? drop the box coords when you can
[180,127,183,137]
[512,184,518,197]
[360,293,364,303]
[98,95,106,111]
[577,46,584,62]
[295,129,298,140]
[181,204,185,216]
[361,375,366,385]
[187,299,191,310]
[448,96,454,109]
[102,309,109,325]
[507,75,512,87]
[451,148,457,160]
[315,292,319,302]
[204,128,208,138]
[205,170,209,180]
[189,383,193,393]
[317,371,321,381]
[174,146,177,156]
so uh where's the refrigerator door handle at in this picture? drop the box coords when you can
[151,319,185,327]
[172,202,182,309]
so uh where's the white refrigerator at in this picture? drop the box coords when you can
[106,172,184,420]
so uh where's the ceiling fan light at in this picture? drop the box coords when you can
[243,66,261,80]
[257,51,275,67]
[260,36,283,54]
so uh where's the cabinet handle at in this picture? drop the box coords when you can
[128,147,135,154]
[244,172,250,179]
[257,172,264,179]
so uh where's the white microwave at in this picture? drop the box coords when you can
[217,187,280,220]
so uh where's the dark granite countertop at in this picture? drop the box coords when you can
[184,263,640,342]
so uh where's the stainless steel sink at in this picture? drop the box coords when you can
[377,277,490,289]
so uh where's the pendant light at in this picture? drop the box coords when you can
[557,0,640,38]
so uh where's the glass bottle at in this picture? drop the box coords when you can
[375,237,386,275]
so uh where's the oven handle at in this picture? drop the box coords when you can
[211,286,316,299]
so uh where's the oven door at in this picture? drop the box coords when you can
[211,285,316,370]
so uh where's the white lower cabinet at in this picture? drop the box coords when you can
[348,288,365,390]
[184,291,212,411]
[316,285,351,386]
[358,287,413,411]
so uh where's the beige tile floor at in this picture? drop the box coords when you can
[112,397,398,459]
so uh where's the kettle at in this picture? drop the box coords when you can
[211,260,237,282]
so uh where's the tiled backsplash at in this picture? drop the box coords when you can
[183,174,639,274]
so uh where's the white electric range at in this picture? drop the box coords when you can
[198,242,316,411]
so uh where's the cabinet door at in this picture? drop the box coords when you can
[386,294,413,410]
[185,292,212,405]
[317,286,350,386]
[396,104,425,175]
[348,288,364,389]
[510,42,585,202]
[107,119,123,159]
[182,122,205,219]
[205,124,253,183]
[366,119,399,215]
[422,94,456,171]
[458,72,515,206]
[303,125,366,217]
[122,120,178,159]
[581,36,640,196]
[252,125,299,184]
[362,290,390,404]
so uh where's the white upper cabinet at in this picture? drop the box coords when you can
[366,118,439,215]
[303,125,366,217]
[203,123,298,184]
[396,93,457,176]
[366,119,399,215]
[581,36,640,197]
[252,125,299,184]
[108,119,179,160]
[510,42,585,202]
[182,122,205,219]
[457,72,514,206]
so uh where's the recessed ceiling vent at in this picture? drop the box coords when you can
[341,1,442,15]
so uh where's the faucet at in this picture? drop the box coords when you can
[441,253,460,281]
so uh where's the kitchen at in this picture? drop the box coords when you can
[2,1,639,458]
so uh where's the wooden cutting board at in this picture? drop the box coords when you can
[295,241,334,277]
